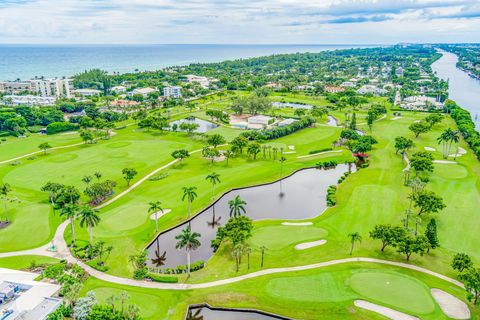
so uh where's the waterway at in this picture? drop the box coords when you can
[431,50,480,130]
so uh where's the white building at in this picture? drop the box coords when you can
[30,78,73,98]
[111,85,127,93]
[247,115,273,129]
[163,86,182,99]
[184,75,216,88]
[357,85,388,95]
[401,95,443,110]
[73,89,102,97]
[3,95,56,106]
[341,81,356,88]
[0,268,61,320]
[278,118,297,127]
[0,78,73,98]
[127,87,157,98]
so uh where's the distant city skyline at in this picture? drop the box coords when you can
[0,0,479,44]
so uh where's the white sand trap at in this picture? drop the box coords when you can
[288,145,295,150]
[149,209,171,220]
[61,131,78,135]
[281,222,313,226]
[433,160,457,164]
[283,151,296,154]
[391,117,402,120]
[354,300,419,320]
[424,147,436,151]
[450,147,467,158]
[431,289,470,319]
[414,120,421,123]
[295,240,327,250]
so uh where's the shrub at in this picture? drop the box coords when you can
[85,260,109,272]
[241,116,315,141]
[316,160,338,169]
[146,273,179,283]
[43,263,66,280]
[46,122,79,134]
[326,185,337,206]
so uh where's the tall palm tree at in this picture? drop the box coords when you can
[205,173,221,200]
[451,130,461,160]
[148,201,163,232]
[182,186,198,218]
[260,245,268,268]
[79,205,101,245]
[60,203,78,244]
[175,225,201,276]
[228,195,247,217]
[0,183,12,223]
[348,232,362,255]
[437,128,456,159]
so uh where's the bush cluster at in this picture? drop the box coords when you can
[316,160,338,169]
[146,273,179,283]
[241,116,315,141]
[326,185,337,206]
[46,121,79,134]
[159,260,205,274]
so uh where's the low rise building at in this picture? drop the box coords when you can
[357,85,388,95]
[0,81,36,94]
[73,88,102,97]
[163,86,182,99]
[184,75,217,88]
[247,115,273,129]
[278,118,297,127]
[111,85,127,93]
[401,95,443,110]
[341,81,356,88]
[128,87,157,98]
[3,95,56,106]
[324,86,345,93]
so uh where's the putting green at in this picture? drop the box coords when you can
[249,225,328,249]
[434,163,469,179]
[349,271,435,314]
[265,272,355,302]
[106,141,132,148]
[46,153,78,163]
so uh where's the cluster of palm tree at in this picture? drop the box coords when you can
[61,204,101,246]
[437,128,460,159]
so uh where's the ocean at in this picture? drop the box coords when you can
[0,44,374,81]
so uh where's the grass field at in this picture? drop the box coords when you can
[1,91,480,319]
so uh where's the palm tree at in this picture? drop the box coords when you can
[82,175,92,186]
[348,232,362,255]
[437,128,457,159]
[228,195,247,217]
[79,205,101,245]
[451,130,461,160]
[175,225,201,276]
[279,157,286,196]
[0,183,12,223]
[94,171,102,181]
[205,172,221,200]
[148,201,163,232]
[182,187,198,218]
[260,245,268,268]
[60,204,78,244]
[224,149,234,166]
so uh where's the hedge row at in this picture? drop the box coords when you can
[146,273,178,283]
[241,116,315,141]
[46,121,79,134]
[326,185,337,207]
[449,100,480,160]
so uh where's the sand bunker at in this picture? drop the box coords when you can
[391,117,402,120]
[354,300,419,320]
[424,147,436,151]
[431,289,470,319]
[288,145,295,150]
[149,209,171,220]
[281,222,313,226]
[294,240,327,250]
[449,147,467,158]
[433,160,457,164]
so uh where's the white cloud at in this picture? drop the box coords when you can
[0,0,478,43]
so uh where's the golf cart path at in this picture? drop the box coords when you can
[95,145,227,209]
[0,141,86,165]
[0,221,465,290]
[354,300,419,320]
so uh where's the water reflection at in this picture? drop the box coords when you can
[147,165,353,268]
[170,117,219,133]
[186,306,291,320]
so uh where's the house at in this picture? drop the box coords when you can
[109,100,140,108]
[341,81,355,88]
[357,85,388,95]
[401,95,443,110]
[127,87,157,98]
[247,115,273,129]
[163,86,182,99]
[294,85,314,91]
[395,67,404,77]
[324,86,345,93]
[73,89,102,97]
[278,119,297,127]
[184,75,217,88]
[110,85,127,93]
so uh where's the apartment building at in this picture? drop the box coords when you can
[163,86,182,98]
[0,78,73,98]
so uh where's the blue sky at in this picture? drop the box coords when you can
[0,0,479,44]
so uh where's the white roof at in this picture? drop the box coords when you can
[248,115,272,121]
[133,87,156,94]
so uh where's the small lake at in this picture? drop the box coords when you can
[186,306,291,320]
[327,115,338,126]
[147,165,353,268]
[170,117,218,133]
[272,102,313,109]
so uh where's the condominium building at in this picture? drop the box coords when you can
[0,79,73,98]
[163,86,182,98]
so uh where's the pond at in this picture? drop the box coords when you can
[169,117,218,133]
[147,164,354,269]
[327,115,338,126]
[272,102,313,109]
[186,305,292,320]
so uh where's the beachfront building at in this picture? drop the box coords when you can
[3,95,56,106]
[0,78,73,98]
[128,87,157,98]
[163,86,182,99]
[73,88,102,97]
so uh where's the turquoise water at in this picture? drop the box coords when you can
[0,44,373,80]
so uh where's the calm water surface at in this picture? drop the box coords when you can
[186,306,290,320]
[147,165,353,268]
[432,50,480,129]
